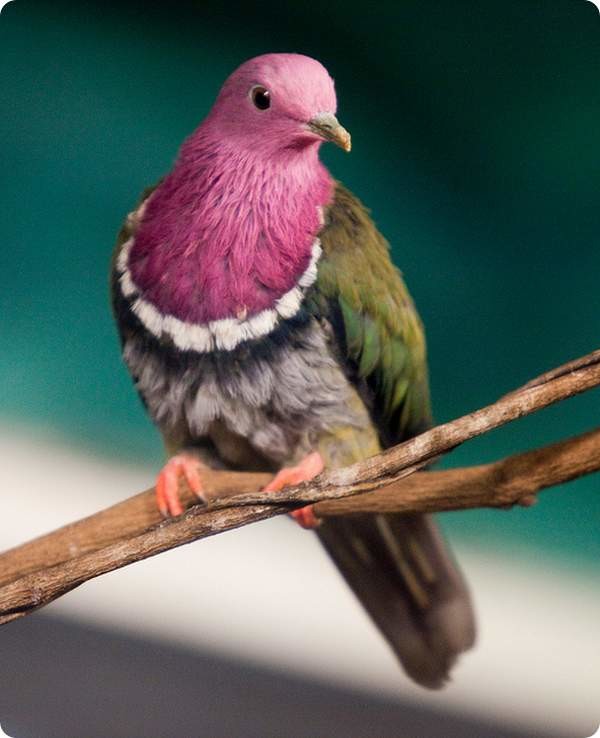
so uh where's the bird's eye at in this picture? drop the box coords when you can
[251,85,271,110]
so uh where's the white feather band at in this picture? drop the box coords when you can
[116,222,323,353]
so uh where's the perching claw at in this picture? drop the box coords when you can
[156,453,206,517]
[263,451,324,529]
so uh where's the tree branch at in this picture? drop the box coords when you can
[315,427,600,516]
[0,349,599,625]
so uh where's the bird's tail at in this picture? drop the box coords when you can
[317,512,476,688]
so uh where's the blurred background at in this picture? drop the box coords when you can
[1,1,599,736]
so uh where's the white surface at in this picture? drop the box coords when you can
[1,424,599,735]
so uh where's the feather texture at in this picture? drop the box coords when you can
[110,53,475,690]
[307,182,432,445]
[307,184,475,688]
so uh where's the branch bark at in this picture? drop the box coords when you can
[0,349,599,625]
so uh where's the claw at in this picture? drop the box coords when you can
[263,452,324,529]
[155,453,206,518]
[291,505,320,529]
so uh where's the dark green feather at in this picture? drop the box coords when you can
[308,182,432,445]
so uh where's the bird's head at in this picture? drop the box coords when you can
[205,53,351,156]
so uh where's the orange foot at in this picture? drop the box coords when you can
[156,452,206,517]
[263,451,324,529]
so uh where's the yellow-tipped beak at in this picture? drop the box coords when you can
[307,113,352,152]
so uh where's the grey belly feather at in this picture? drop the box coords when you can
[122,319,360,467]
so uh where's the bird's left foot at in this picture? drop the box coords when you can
[263,451,324,529]
[155,452,207,518]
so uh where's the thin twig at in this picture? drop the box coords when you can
[314,427,600,516]
[0,349,598,625]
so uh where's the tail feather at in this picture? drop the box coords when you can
[317,512,476,689]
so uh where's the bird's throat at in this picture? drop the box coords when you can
[120,144,333,351]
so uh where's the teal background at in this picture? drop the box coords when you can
[1,1,598,563]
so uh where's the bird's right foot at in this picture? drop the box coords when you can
[263,451,324,529]
[155,453,207,517]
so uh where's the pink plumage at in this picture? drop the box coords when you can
[113,54,477,689]
[128,54,338,323]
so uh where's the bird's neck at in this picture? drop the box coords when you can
[128,131,333,325]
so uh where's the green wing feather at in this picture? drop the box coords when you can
[308,182,432,445]
[308,184,475,689]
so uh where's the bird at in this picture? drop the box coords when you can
[111,53,475,688]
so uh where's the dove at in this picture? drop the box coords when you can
[111,53,475,688]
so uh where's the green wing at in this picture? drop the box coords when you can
[307,182,432,446]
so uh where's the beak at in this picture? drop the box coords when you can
[307,112,352,152]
